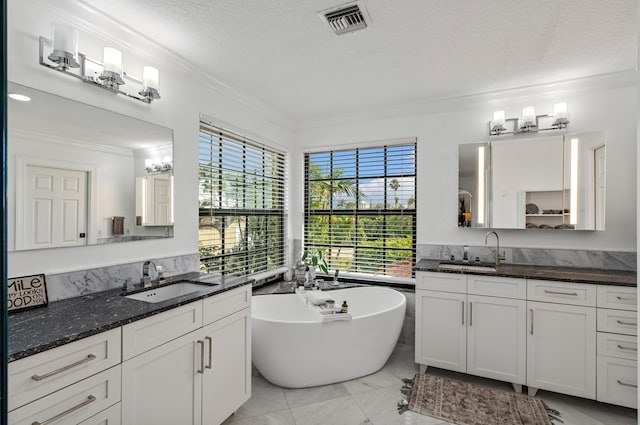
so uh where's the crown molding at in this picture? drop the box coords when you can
[297,69,638,131]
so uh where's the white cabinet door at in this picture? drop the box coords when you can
[467,295,526,385]
[415,290,466,373]
[527,301,596,398]
[122,330,203,425]
[202,308,251,425]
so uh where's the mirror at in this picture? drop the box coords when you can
[458,132,605,230]
[7,82,174,251]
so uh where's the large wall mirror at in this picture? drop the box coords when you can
[7,82,174,251]
[458,132,605,230]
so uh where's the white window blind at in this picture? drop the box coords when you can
[304,142,417,279]
[199,122,286,276]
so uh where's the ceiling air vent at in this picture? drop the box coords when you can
[322,3,370,35]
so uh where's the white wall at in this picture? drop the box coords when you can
[294,75,638,253]
[7,0,295,276]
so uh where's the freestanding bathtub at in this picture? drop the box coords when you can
[252,286,406,388]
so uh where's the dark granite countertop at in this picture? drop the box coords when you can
[8,272,253,362]
[415,259,637,287]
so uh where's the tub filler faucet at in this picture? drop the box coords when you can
[332,270,340,286]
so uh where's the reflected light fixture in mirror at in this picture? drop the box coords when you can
[570,137,579,225]
[477,145,485,225]
[39,23,162,103]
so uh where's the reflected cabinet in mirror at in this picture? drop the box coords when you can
[458,132,605,230]
[8,82,174,251]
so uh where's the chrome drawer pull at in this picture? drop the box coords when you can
[31,354,97,382]
[616,296,635,301]
[32,394,96,425]
[205,336,213,369]
[469,302,473,327]
[461,301,465,325]
[544,290,578,296]
[617,380,638,389]
[530,309,534,335]
[616,344,637,352]
[197,340,205,374]
[616,320,637,327]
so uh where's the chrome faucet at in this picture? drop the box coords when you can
[332,270,340,286]
[484,231,505,269]
[141,260,165,288]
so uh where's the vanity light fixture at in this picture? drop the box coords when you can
[47,22,80,70]
[569,138,579,225]
[489,102,569,136]
[99,47,125,90]
[477,145,485,225]
[39,25,161,103]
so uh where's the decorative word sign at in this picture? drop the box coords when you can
[8,274,48,313]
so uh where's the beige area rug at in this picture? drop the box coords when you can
[398,374,560,425]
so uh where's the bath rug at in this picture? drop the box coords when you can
[398,374,561,425]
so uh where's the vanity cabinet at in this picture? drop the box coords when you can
[121,285,251,425]
[8,328,122,425]
[595,285,637,408]
[415,272,527,390]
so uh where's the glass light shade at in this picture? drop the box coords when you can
[142,66,160,91]
[103,47,123,74]
[492,110,505,128]
[553,102,568,120]
[521,106,536,126]
[51,22,78,59]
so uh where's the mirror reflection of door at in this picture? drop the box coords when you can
[594,146,605,230]
[20,165,88,250]
[152,175,172,225]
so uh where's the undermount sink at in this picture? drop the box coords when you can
[438,262,497,272]
[124,282,216,303]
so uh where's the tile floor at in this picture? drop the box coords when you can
[222,343,637,425]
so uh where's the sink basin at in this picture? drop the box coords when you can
[124,282,216,303]
[438,262,497,272]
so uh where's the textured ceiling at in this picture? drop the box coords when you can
[82,0,637,121]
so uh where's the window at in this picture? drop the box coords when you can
[199,122,286,276]
[304,141,416,279]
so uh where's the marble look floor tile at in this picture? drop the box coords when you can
[283,382,351,408]
[352,384,447,425]
[538,390,637,425]
[343,367,404,394]
[233,376,289,419]
[289,395,370,425]
[384,343,420,380]
[221,409,295,425]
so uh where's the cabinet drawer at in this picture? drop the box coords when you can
[597,309,637,336]
[9,327,121,411]
[597,333,637,360]
[527,280,596,306]
[122,301,202,360]
[416,272,466,293]
[203,285,251,325]
[597,286,637,311]
[596,356,637,409]
[9,366,121,425]
[79,402,121,425]
[468,275,525,299]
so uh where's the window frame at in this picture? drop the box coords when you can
[198,122,287,277]
[304,140,417,281]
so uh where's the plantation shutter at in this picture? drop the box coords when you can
[199,121,286,277]
[304,141,417,280]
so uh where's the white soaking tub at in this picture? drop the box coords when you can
[252,286,406,388]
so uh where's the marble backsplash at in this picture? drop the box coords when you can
[417,244,636,271]
[44,253,200,302]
